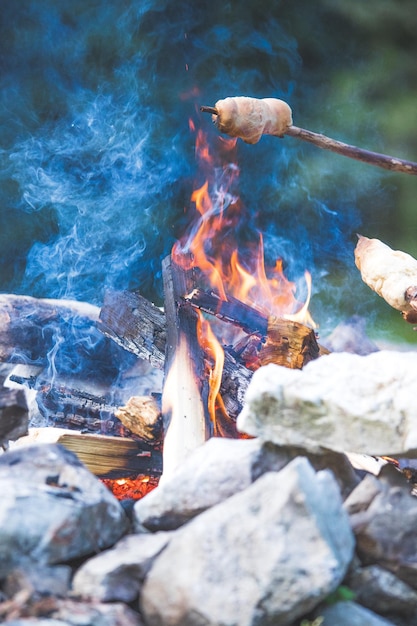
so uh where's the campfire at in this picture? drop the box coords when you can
[3,92,417,626]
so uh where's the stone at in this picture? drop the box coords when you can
[140,457,354,626]
[134,437,285,531]
[4,564,72,599]
[133,437,358,532]
[319,600,396,625]
[72,532,171,603]
[0,387,28,448]
[0,443,129,577]
[347,467,417,590]
[237,351,417,456]
[348,565,417,621]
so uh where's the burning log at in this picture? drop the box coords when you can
[183,288,268,336]
[99,285,323,425]
[354,234,417,324]
[184,287,323,369]
[201,97,417,175]
[161,255,210,478]
[257,317,321,370]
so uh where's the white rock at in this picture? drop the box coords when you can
[237,351,417,456]
[72,532,171,602]
[140,457,354,626]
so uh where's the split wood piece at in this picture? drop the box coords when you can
[185,288,325,369]
[202,97,417,175]
[257,317,321,370]
[13,427,162,478]
[58,433,162,478]
[98,290,166,370]
[161,255,210,479]
[115,395,163,443]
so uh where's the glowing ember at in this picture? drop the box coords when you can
[102,474,159,501]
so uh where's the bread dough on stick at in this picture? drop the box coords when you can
[213,96,293,144]
[354,234,417,323]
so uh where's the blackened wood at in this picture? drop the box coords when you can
[0,294,133,386]
[184,289,268,336]
[220,351,252,427]
[98,290,166,370]
[0,294,98,364]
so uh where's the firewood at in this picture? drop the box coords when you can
[202,97,417,175]
[183,288,268,335]
[98,290,166,369]
[98,289,253,423]
[354,234,417,323]
[161,256,210,478]
[115,395,162,443]
[13,428,162,478]
[185,287,324,369]
[256,317,321,370]
[0,294,99,364]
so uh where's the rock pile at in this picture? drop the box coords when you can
[1,350,417,625]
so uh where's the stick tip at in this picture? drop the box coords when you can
[200,105,218,115]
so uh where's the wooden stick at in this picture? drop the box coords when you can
[201,105,417,175]
[285,125,417,175]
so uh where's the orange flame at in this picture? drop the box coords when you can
[196,310,224,434]
[173,127,315,327]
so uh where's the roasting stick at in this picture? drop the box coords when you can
[201,97,417,175]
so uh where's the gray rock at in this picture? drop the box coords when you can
[0,443,129,577]
[0,387,28,448]
[140,457,354,626]
[4,564,72,599]
[319,600,396,625]
[72,531,171,602]
[344,473,383,515]
[133,437,285,531]
[348,565,417,619]
[133,437,358,532]
[348,467,417,590]
[237,351,417,456]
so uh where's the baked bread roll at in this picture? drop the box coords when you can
[213,96,293,144]
[354,234,417,322]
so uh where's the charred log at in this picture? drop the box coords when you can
[98,290,166,370]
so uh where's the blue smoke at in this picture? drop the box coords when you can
[0,0,382,329]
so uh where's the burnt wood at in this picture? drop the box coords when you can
[98,290,166,370]
[183,288,268,336]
